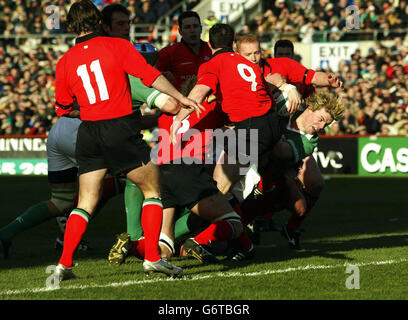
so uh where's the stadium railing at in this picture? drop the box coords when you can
[1,28,406,49]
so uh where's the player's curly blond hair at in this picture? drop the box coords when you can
[305,92,345,121]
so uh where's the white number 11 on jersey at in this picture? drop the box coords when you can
[77,59,109,104]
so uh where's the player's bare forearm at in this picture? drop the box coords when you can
[312,72,343,89]
[151,74,185,102]
[265,73,286,88]
[174,107,192,122]
[151,75,203,116]
[187,84,211,105]
[159,96,181,115]
[176,83,211,118]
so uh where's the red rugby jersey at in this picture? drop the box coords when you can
[197,50,273,122]
[264,57,316,99]
[157,99,227,165]
[55,33,161,121]
[156,40,212,89]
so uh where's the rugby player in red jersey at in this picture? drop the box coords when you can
[53,0,201,280]
[170,24,306,201]
[165,24,300,260]
[156,11,212,89]
[236,35,343,101]
[172,25,275,163]
[235,36,344,249]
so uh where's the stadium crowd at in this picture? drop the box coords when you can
[253,0,408,42]
[0,0,408,137]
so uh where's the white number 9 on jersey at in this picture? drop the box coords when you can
[237,64,258,92]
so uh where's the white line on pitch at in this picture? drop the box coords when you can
[1,258,407,296]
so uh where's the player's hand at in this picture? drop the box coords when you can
[170,120,181,145]
[328,73,344,89]
[285,85,302,114]
[179,96,205,118]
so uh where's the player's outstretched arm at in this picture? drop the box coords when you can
[151,74,204,117]
[311,72,344,89]
[156,96,181,115]
[265,73,302,114]
[174,83,211,122]
[187,84,211,106]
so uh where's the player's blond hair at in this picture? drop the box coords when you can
[305,92,345,121]
[235,34,260,52]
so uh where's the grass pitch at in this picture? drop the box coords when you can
[0,175,407,301]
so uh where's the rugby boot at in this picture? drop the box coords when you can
[55,263,77,281]
[182,238,219,264]
[108,232,131,265]
[143,258,183,278]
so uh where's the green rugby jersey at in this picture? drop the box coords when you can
[129,75,161,111]
[275,92,318,163]
[280,114,318,164]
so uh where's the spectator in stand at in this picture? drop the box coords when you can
[12,112,27,135]
[271,0,287,18]
[0,41,62,137]
[238,24,251,36]
[154,0,171,18]
[339,105,357,134]
[136,0,157,24]
[203,11,218,42]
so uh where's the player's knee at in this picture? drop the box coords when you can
[47,198,73,216]
[49,189,76,216]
